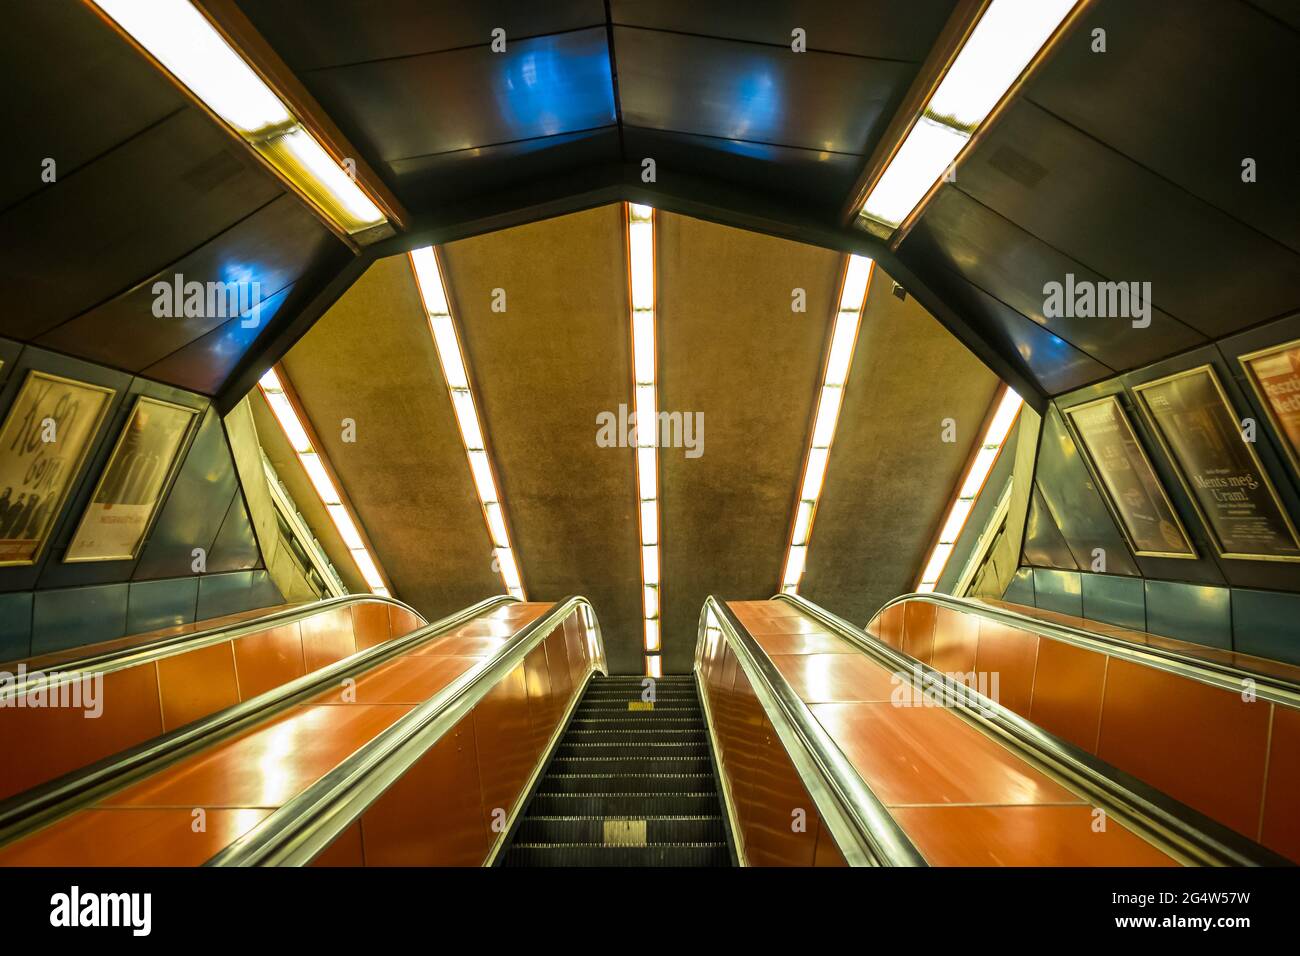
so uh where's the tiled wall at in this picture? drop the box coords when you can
[1004,567,1300,666]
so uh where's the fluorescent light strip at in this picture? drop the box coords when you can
[781,256,874,594]
[408,247,524,600]
[627,203,661,672]
[257,368,389,596]
[92,0,386,236]
[915,388,1024,592]
[858,0,1077,232]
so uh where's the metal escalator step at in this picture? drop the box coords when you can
[547,756,712,774]
[502,843,729,867]
[527,793,723,816]
[540,773,717,794]
[512,816,726,845]
[566,728,705,740]
[568,717,704,726]
[555,741,710,758]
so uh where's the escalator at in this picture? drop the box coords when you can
[502,675,729,866]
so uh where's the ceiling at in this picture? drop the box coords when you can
[275,207,997,672]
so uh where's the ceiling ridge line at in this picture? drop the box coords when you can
[610,22,923,65]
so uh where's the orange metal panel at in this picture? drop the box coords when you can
[809,701,1079,807]
[871,601,905,649]
[751,630,855,655]
[1028,638,1107,754]
[891,805,1178,866]
[471,662,534,835]
[743,713,821,866]
[359,715,489,866]
[929,606,980,675]
[813,822,849,866]
[972,618,1039,717]
[562,612,590,689]
[770,653,897,704]
[156,642,241,731]
[446,618,528,639]
[726,664,766,852]
[901,601,937,664]
[523,642,557,759]
[545,622,574,710]
[0,663,165,800]
[1261,705,1300,861]
[311,821,365,866]
[386,604,424,637]
[350,601,393,650]
[414,634,510,657]
[300,606,358,671]
[0,807,273,867]
[1097,658,1270,837]
[103,703,413,809]
[311,655,480,705]
[231,622,306,700]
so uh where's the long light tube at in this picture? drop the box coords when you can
[858,0,1078,234]
[408,247,524,600]
[781,256,874,593]
[257,368,390,596]
[626,204,662,673]
[915,387,1023,592]
[92,0,387,237]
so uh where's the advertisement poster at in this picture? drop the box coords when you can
[1066,396,1196,558]
[1241,339,1300,479]
[65,397,198,562]
[0,371,114,566]
[1136,366,1300,561]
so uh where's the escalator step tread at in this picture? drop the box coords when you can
[513,815,726,845]
[502,844,729,867]
[527,793,722,815]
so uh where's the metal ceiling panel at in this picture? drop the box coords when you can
[614,26,913,155]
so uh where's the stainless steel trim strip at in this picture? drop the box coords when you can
[1,593,427,700]
[207,595,606,867]
[697,597,926,867]
[873,591,1300,709]
[778,592,1290,867]
[0,595,516,846]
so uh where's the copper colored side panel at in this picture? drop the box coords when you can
[1027,637,1107,754]
[300,606,358,670]
[562,613,589,689]
[743,713,822,866]
[545,622,574,711]
[156,642,241,731]
[813,823,849,866]
[870,601,905,649]
[726,665,767,853]
[387,604,425,637]
[1097,658,1270,837]
[1261,705,1300,861]
[929,606,980,675]
[350,601,393,650]
[972,618,1039,717]
[359,716,488,866]
[522,642,556,761]
[311,821,365,866]
[770,652,896,704]
[0,663,164,800]
[901,601,937,663]
[231,622,306,700]
[472,662,534,832]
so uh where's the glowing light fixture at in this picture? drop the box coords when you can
[781,256,874,593]
[915,387,1023,593]
[626,203,662,675]
[858,0,1077,234]
[92,0,387,238]
[257,368,390,596]
[408,247,524,600]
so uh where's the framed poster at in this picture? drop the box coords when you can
[0,371,115,566]
[1239,337,1300,481]
[1064,396,1197,559]
[65,396,199,562]
[1134,365,1300,562]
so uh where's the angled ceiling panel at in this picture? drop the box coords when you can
[656,212,841,672]
[439,206,643,675]
[280,256,502,618]
[800,269,1000,624]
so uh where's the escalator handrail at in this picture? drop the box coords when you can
[1,592,428,701]
[0,594,518,846]
[871,591,1300,709]
[777,592,1291,867]
[697,596,927,867]
[206,594,607,866]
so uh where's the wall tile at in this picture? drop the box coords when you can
[1144,579,1231,650]
[31,583,130,655]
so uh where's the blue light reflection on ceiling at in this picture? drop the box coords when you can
[494,33,615,140]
